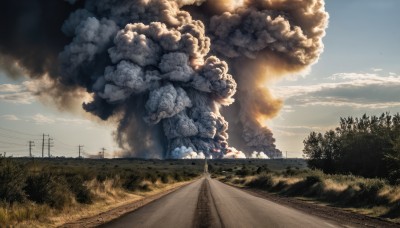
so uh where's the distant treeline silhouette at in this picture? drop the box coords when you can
[303,112,400,184]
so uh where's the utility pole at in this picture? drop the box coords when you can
[100,147,106,159]
[41,134,49,158]
[78,145,84,158]
[48,137,54,158]
[29,141,35,157]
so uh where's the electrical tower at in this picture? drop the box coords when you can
[29,141,35,157]
[99,147,106,159]
[48,137,54,158]
[78,145,84,158]
[41,134,49,158]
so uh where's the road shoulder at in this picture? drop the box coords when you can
[59,180,197,228]
[222,181,399,228]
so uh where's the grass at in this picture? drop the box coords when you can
[218,167,400,223]
[0,157,204,227]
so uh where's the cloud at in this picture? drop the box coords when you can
[0,82,35,104]
[0,84,23,93]
[371,68,383,72]
[271,72,400,109]
[31,114,55,124]
[270,124,336,137]
[30,113,90,125]
[56,117,90,125]
[1,114,19,121]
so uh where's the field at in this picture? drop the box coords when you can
[212,160,400,223]
[0,157,205,227]
[6,157,396,226]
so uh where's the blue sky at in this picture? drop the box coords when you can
[0,0,399,158]
[270,0,400,157]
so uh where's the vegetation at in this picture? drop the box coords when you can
[0,157,202,226]
[216,164,400,222]
[303,113,400,184]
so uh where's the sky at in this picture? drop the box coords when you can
[0,0,399,158]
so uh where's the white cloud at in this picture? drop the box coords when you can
[1,114,19,121]
[371,68,383,72]
[271,72,400,109]
[273,72,400,98]
[31,114,55,124]
[56,117,90,125]
[30,113,90,125]
[0,84,23,93]
[0,83,35,104]
[0,92,34,104]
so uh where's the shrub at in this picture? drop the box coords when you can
[122,174,144,191]
[235,167,251,177]
[24,173,71,209]
[160,173,170,184]
[256,165,270,174]
[145,172,158,183]
[247,174,275,190]
[173,172,183,182]
[0,158,26,203]
[65,174,92,204]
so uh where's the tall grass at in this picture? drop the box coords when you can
[0,157,202,226]
[226,169,400,221]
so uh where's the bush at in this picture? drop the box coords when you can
[24,173,71,209]
[256,165,270,174]
[173,172,183,182]
[65,174,92,204]
[235,167,251,177]
[247,174,275,190]
[0,159,26,203]
[122,174,144,191]
[160,173,170,184]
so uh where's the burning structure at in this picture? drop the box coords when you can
[0,0,328,158]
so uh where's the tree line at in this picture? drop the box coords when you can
[303,112,400,184]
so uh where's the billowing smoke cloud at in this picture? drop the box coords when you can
[223,147,247,159]
[203,0,329,158]
[250,151,269,159]
[171,146,205,159]
[0,0,328,158]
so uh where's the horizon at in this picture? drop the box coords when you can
[1,0,399,158]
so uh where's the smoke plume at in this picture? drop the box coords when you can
[0,0,328,158]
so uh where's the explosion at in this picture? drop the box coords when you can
[0,0,328,158]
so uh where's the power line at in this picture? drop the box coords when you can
[1,149,27,152]
[0,126,37,136]
[0,140,26,146]
[0,131,33,141]
[53,138,75,148]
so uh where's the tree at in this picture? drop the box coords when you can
[303,113,400,182]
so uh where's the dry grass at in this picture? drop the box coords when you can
[223,170,400,222]
[0,172,198,228]
[3,178,194,228]
[0,157,203,227]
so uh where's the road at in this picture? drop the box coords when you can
[100,175,341,228]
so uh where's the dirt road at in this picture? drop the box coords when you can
[100,175,345,228]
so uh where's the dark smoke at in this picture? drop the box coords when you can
[0,0,328,158]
